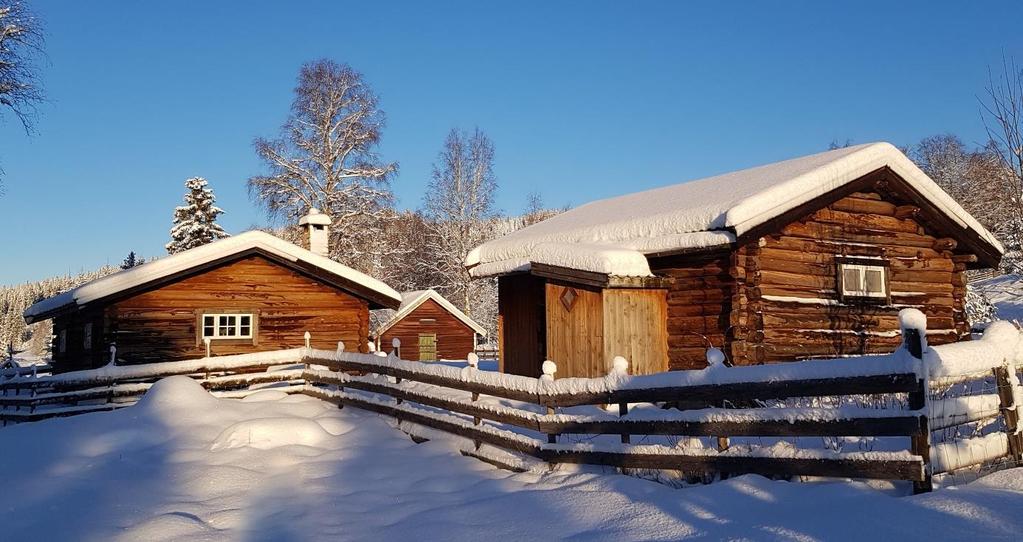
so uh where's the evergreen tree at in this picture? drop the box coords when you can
[121,251,139,270]
[166,177,229,254]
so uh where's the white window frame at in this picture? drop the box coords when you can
[839,263,888,299]
[201,313,254,340]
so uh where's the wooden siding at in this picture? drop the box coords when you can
[733,189,969,365]
[51,309,106,372]
[648,250,733,370]
[379,299,477,361]
[102,255,370,366]
[497,274,546,377]
[545,282,604,378]
[602,288,669,375]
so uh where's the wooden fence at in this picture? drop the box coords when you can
[3,317,1021,493]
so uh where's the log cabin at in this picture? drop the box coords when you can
[24,209,402,373]
[465,142,1004,379]
[373,289,487,361]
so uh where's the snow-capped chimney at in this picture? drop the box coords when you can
[299,208,332,257]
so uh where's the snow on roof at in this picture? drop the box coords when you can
[24,231,402,323]
[466,142,1003,278]
[374,289,487,338]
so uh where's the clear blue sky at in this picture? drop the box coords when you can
[1,1,1021,284]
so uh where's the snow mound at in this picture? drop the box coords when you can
[210,417,333,451]
[136,376,220,414]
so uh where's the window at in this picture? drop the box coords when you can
[58,328,67,354]
[201,313,254,340]
[839,263,888,300]
[83,323,93,351]
[418,333,437,361]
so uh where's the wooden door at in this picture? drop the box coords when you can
[418,333,437,361]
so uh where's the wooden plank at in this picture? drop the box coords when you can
[547,416,923,438]
[541,449,925,481]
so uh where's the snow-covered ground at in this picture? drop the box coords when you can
[975,274,1023,322]
[3,377,1023,541]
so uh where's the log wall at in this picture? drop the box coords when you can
[648,250,733,370]
[101,255,370,366]
[379,299,477,361]
[735,190,970,364]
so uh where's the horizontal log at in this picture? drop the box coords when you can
[763,237,943,260]
[553,416,923,438]
[542,373,922,407]
[781,221,937,249]
[830,197,897,216]
[542,449,925,481]
[810,208,921,234]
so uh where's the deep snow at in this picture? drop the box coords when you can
[3,376,1023,541]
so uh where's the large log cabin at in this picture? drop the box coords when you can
[24,210,402,373]
[373,289,487,361]
[465,143,1004,379]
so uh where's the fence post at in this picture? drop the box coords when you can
[467,353,482,449]
[204,337,211,358]
[392,338,404,405]
[994,362,1023,464]
[901,308,932,493]
[304,331,311,350]
[610,356,630,444]
[541,360,558,444]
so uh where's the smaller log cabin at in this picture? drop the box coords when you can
[466,142,1004,379]
[24,210,402,373]
[373,290,487,361]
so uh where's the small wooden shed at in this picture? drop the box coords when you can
[466,143,1004,379]
[25,211,402,373]
[374,290,487,361]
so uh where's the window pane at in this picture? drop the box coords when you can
[239,326,251,336]
[203,325,215,337]
[204,315,214,327]
[865,269,884,295]
[240,315,251,327]
[843,268,861,293]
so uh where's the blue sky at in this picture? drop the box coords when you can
[1,1,1021,284]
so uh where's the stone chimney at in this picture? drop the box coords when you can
[299,208,332,257]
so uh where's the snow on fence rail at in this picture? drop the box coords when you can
[2,309,1021,492]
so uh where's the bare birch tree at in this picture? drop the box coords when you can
[980,56,1023,274]
[0,0,44,192]
[422,128,498,326]
[247,59,397,274]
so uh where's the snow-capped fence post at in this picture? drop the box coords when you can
[109,344,117,366]
[467,353,482,449]
[541,360,558,444]
[204,337,212,358]
[392,338,403,405]
[993,361,1023,464]
[610,356,631,444]
[900,308,933,493]
[336,341,345,355]
[304,331,311,350]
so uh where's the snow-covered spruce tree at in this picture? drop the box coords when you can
[166,177,228,254]
[247,59,397,276]
[965,285,999,329]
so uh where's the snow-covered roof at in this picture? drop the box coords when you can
[466,142,1004,278]
[374,289,487,339]
[24,231,402,323]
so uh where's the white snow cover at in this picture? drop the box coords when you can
[4,378,1023,540]
[466,142,1003,277]
[375,289,487,338]
[24,230,402,322]
[926,321,1023,379]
